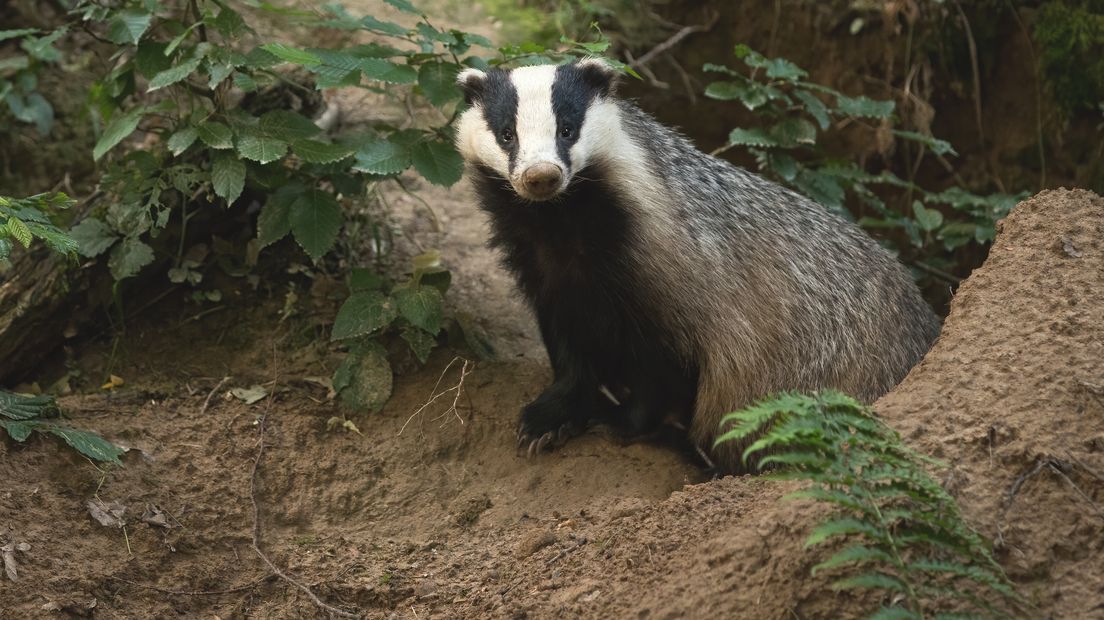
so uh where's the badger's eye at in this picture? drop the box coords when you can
[500,128,514,143]
[559,125,573,139]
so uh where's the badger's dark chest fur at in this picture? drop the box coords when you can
[472,165,697,433]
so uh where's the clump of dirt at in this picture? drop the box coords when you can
[876,188,1104,618]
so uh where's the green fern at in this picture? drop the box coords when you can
[716,392,1024,619]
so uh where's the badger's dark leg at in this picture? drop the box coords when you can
[517,311,608,455]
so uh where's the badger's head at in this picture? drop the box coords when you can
[454,59,620,202]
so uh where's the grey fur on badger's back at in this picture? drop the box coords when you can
[455,59,940,472]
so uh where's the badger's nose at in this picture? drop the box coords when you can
[521,163,563,197]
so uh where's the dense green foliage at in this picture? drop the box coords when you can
[0,192,78,261]
[1035,0,1104,114]
[716,392,1024,619]
[0,28,62,135]
[704,44,1025,277]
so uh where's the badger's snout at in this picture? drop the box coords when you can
[519,163,564,200]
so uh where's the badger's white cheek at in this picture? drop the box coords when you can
[572,101,620,170]
[455,109,510,178]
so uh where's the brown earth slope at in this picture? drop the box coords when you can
[1,189,1102,618]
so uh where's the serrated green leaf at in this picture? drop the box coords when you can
[410,140,463,186]
[292,139,354,164]
[385,0,420,13]
[894,130,957,157]
[108,237,155,280]
[332,291,397,340]
[360,58,418,84]
[233,71,258,91]
[770,118,818,147]
[257,184,301,247]
[5,217,32,248]
[417,62,460,107]
[703,81,745,101]
[392,285,444,334]
[0,29,38,43]
[260,43,321,65]
[0,390,60,420]
[243,46,281,68]
[236,134,288,164]
[106,9,151,45]
[69,218,118,257]
[197,121,234,149]
[303,48,362,84]
[836,94,895,118]
[21,29,64,63]
[93,106,146,161]
[24,221,77,255]
[353,139,410,174]
[164,23,200,57]
[147,54,204,91]
[727,127,779,148]
[257,110,321,142]
[212,153,246,204]
[763,57,807,81]
[288,189,342,260]
[401,327,436,363]
[167,126,199,156]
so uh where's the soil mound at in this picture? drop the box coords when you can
[1,189,1101,619]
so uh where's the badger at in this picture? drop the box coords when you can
[454,58,940,472]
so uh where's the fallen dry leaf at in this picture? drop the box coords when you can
[230,385,268,405]
[101,374,125,390]
[87,499,126,528]
[140,505,173,529]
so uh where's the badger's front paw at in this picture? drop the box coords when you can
[516,399,584,458]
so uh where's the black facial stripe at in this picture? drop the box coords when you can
[552,64,609,171]
[478,69,520,173]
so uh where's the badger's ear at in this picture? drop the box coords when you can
[576,57,620,96]
[457,68,487,105]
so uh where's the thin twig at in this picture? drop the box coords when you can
[1048,462,1104,521]
[249,340,359,618]
[399,357,472,435]
[199,376,230,416]
[630,12,720,69]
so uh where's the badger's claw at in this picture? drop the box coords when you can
[516,422,581,459]
[526,431,555,458]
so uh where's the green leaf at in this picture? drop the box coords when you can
[332,291,397,340]
[257,110,321,142]
[334,342,392,412]
[236,134,288,164]
[811,545,893,575]
[359,16,409,37]
[805,518,884,547]
[794,89,831,130]
[257,185,301,247]
[831,572,908,593]
[418,62,460,106]
[770,118,817,147]
[108,237,155,280]
[167,125,199,156]
[69,218,118,257]
[353,138,410,174]
[21,29,64,62]
[211,7,249,38]
[0,29,38,43]
[912,201,943,232]
[288,189,342,260]
[0,390,60,420]
[93,107,146,161]
[385,0,420,13]
[894,130,957,157]
[360,59,418,84]
[392,285,444,334]
[197,121,234,149]
[5,217,32,248]
[0,420,35,442]
[704,81,745,101]
[46,425,125,464]
[763,57,807,81]
[260,43,321,66]
[727,127,779,148]
[401,327,436,363]
[135,40,173,79]
[303,48,362,84]
[106,10,151,45]
[147,54,204,91]
[835,95,895,118]
[410,140,463,186]
[292,139,354,164]
[212,153,246,204]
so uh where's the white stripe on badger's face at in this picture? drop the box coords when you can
[509,66,568,198]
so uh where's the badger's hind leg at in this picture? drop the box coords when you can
[517,371,607,456]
